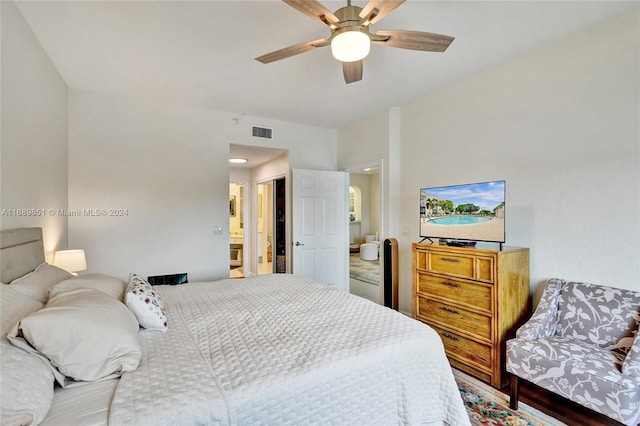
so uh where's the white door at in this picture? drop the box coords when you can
[292,169,349,291]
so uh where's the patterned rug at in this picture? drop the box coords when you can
[453,370,565,426]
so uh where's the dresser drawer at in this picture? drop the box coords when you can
[420,250,495,283]
[430,324,492,371]
[417,273,492,313]
[416,296,491,341]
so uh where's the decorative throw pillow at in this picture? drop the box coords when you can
[9,262,73,303]
[51,274,127,301]
[622,324,640,376]
[125,274,168,331]
[7,287,142,385]
[0,285,54,425]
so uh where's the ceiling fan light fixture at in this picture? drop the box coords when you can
[331,29,370,62]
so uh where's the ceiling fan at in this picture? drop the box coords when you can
[255,0,454,84]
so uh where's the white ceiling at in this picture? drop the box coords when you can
[15,1,638,130]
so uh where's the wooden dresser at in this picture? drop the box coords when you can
[412,243,529,388]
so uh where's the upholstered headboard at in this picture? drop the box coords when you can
[0,227,45,283]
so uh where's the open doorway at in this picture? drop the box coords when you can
[346,161,382,303]
[229,143,289,277]
[256,177,287,275]
[256,181,273,275]
[229,182,245,278]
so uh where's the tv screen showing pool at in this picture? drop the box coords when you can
[419,180,506,243]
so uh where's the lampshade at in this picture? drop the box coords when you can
[53,249,87,273]
[331,29,370,62]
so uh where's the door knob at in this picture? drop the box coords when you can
[295,241,304,246]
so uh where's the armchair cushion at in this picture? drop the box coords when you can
[508,335,640,424]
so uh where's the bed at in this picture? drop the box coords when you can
[1,227,470,426]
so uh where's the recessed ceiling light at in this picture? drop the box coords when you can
[229,158,248,164]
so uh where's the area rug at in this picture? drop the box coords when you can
[453,370,565,426]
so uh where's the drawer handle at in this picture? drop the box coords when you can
[441,281,460,288]
[440,257,460,263]
[440,306,460,315]
[441,332,460,342]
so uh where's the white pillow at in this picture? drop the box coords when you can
[0,285,54,425]
[7,288,142,386]
[9,262,73,303]
[51,274,127,301]
[125,274,168,332]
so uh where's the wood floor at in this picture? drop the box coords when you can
[515,379,625,426]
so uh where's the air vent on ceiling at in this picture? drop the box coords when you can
[252,126,273,139]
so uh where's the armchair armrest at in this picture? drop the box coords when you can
[515,278,564,340]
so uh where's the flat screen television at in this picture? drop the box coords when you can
[419,180,506,243]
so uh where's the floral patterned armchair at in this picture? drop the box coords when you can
[506,278,640,426]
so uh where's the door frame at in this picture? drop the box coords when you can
[344,158,384,245]
[344,159,384,301]
[229,173,250,278]
[254,180,273,275]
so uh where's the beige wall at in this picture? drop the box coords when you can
[338,10,640,314]
[0,1,69,261]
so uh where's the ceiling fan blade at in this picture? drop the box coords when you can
[343,60,363,84]
[359,0,405,25]
[373,30,454,52]
[282,0,339,26]
[255,38,329,64]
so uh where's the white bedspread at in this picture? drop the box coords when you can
[109,274,469,425]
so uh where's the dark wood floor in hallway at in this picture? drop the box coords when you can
[517,379,626,426]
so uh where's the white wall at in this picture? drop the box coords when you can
[338,109,389,167]
[338,10,640,314]
[0,1,68,260]
[68,90,336,281]
[339,109,391,241]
